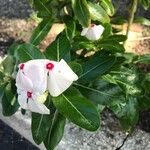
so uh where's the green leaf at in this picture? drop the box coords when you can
[0,82,8,99]
[98,39,125,52]
[71,0,91,27]
[0,71,5,82]
[31,96,56,145]
[106,35,127,42]
[140,0,150,10]
[31,113,52,145]
[138,95,150,111]
[102,23,112,38]
[88,2,110,23]
[110,67,141,96]
[44,111,66,150]
[78,52,116,84]
[64,18,76,41]
[16,43,45,62]
[7,43,21,56]
[30,19,53,46]
[32,0,52,18]
[135,54,150,64]
[134,17,150,26]
[110,97,139,131]
[111,16,127,25]
[52,87,100,131]
[100,0,115,16]
[69,62,83,76]
[2,81,19,116]
[2,56,15,74]
[75,80,125,106]
[45,32,71,61]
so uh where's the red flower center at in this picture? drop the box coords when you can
[20,63,25,70]
[91,24,95,28]
[27,91,32,99]
[46,63,54,70]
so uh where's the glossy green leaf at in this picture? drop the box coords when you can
[98,39,125,52]
[111,16,127,25]
[2,81,19,116]
[45,32,71,61]
[32,0,52,18]
[16,43,45,62]
[75,80,125,106]
[30,19,53,46]
[100,0,115,16]
[78,52,116,84]
[52,87,100,131]
[69,62,83,76]
[7,43,21,56]
[64,18,76,41]
[106,35,127,42]
[102,23,112,38]
[31,113,52,145]
[2,56,15,74]
[31,96,56,145]
[44,111,66,150]
[88,2,110,23]
[0,82,8,99]
[72,0,91,27]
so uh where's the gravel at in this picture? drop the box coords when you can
[0,0,32,19]
[58,111,127,150]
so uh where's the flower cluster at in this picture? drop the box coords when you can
[16,59,78,114]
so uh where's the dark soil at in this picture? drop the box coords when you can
[0,120,39,150]
[139,111,150,133]
[0,33,15,57]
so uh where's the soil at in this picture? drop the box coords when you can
[139,111,150,133]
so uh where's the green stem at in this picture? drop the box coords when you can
[125,0,138,44]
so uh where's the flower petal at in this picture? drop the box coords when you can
[23,60,47,92]
[81,28,88,36]
[57,59,78,81]
[48,72,73,97]
[16,71,33,91]
[48,59,78,97]
[82,24,104,41]
[28,100,50,114]
[18,91,28,109]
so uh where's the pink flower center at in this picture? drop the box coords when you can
[27,91,32,99]
[46,63,54,70]
[91,24,95,28]
[20,64,25,70]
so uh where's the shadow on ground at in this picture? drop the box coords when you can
[0,120,39,150]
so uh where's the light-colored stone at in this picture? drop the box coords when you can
[121,128,150,150]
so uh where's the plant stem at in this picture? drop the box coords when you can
[124,0,138,44]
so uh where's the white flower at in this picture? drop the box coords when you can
[16,59,78,113]
[81,24,104,41]
[45,59,78,97]
[16,60,50,114]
